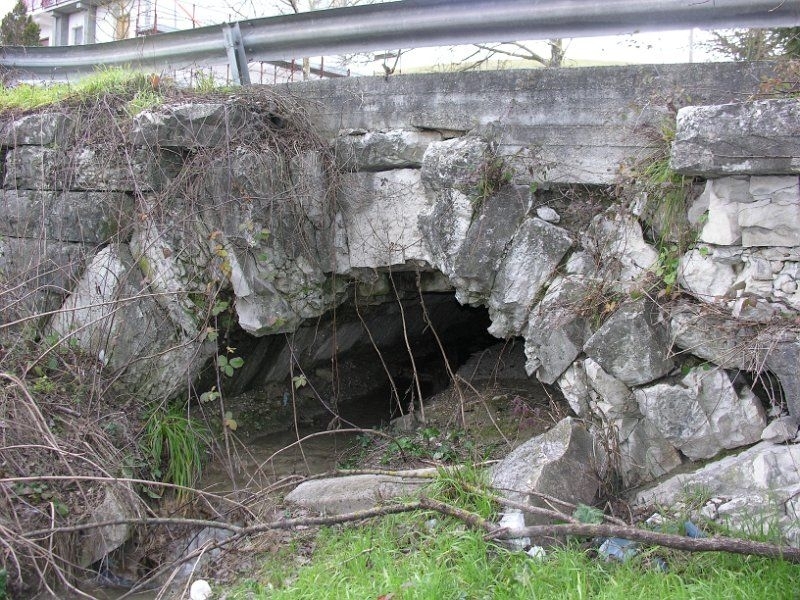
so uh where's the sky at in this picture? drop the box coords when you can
[1,0,721,68]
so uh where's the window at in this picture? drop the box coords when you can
[72,25,83,45]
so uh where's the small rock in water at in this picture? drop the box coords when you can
[190,579,213,600]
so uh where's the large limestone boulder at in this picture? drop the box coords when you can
[284,473,427,515]
[582,298,673,387]
[671,99,800,176]
[488,217,572,337]
[419,188,474,279]
[524,276,595,384]
[437,186,530,305]
[48,244,215,399]
[636,441,800,543]
[634,367,766,460]
[490,417,606,525]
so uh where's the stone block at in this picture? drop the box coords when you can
[0,189,134,243]
[634,367,766,460]
[488,217,572,337]
[339,169,433,269]
[448,186,530,304]
[3,144,180,192]
[583,298,673,387]
[132,102,254,147]
[616,415,682,488]
[672,99,800,176]
[525,275,594,384]
[698,178,748,245]
[0,112,73,146]
[678,247,738,303]
[48,244,214,399]
[285,473,426,515]
[584,358,638,419]
[739,176,800,247]
[557,361,591,417]
[764,338,800,419]
[490,417,606,525]
[4,145,65,189]
[0,237,91,339]
[636,441,800,544]
[421,136,490,192]
[669,301,759,370]
[335,129,441,171]
[584,211,657,291]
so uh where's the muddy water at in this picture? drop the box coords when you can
[200,426,364,491]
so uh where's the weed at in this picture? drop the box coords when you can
[472,156,513,210]
[143,405,210,498]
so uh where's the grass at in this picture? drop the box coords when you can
[143,404,211,498]
[0,67,165,112]
[223,513,800,600]
[221,471,800,599]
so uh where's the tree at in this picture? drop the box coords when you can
[708,27,800,61]
[459,39,565,71]
[0,0,40,46]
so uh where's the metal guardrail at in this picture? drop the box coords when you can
[3,0,800,84]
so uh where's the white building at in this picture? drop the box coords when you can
[26,0,217,47]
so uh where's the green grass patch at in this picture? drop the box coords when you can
[143,404,210,498]
[0,67,164,112]
[223,512,800,599]
[221,470,799,600]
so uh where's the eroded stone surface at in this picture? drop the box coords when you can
[285,473,427,515]
[672,99,800,176]
[634,367,765,460]
[583,299,673,387]
[490,417,606,525]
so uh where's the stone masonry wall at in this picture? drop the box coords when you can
[1,64,798,513]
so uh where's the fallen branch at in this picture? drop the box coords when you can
[504,522,800,563]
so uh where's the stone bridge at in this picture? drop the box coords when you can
[2,62,800,504]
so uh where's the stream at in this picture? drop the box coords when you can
[76,396,389,599]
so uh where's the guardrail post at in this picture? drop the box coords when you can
[222,22,251,86]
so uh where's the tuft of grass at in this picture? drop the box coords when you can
[143,404,210,499]
[0,67,164,113]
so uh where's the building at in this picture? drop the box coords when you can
[26,0,210,47]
